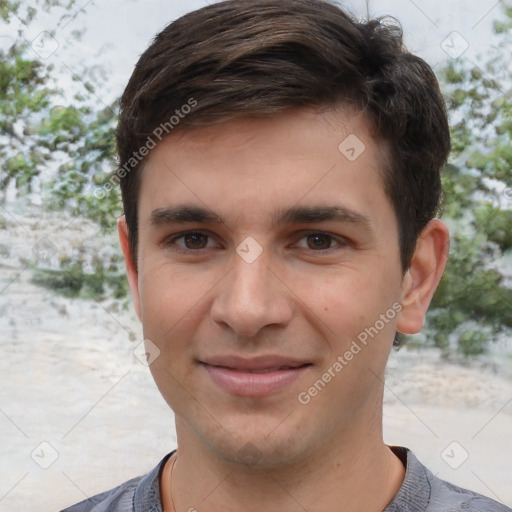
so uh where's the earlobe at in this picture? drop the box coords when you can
[117,216,142,321]
[396,219,450,335]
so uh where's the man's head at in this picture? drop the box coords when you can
[116,0,450,472]
[116,0,450,271]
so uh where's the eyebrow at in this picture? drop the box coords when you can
[273,205,372,231]
[149,204,373,232]
[150,205,223,226]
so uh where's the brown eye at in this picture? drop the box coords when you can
[306,234,333,250]
[183,233,209,249]
[165,231,219,254]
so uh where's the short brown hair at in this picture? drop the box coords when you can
[116,0,450,269]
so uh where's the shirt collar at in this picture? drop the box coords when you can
[133,451,174,512]
[384,447,431,511]
[133,447,430,512]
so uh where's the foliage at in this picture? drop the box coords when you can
[1,0,122,306]
[0,0,120,229]
[428,234,512,354]
[31,255,129,300]
[425,2,512,355]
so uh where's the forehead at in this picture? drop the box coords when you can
[163,107,379,164]
[137,107,392,230]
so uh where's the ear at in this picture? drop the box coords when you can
[118,216,142,321]
[396,219,450,335]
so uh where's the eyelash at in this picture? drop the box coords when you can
[165,230,347,255]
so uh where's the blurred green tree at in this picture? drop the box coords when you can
[0,0,124,300]
[0,0,119,228]
[426,2,512,355]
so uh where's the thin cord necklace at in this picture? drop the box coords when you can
[169,453,178,512]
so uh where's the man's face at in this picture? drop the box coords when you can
[123,108,411,467]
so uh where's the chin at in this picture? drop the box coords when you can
[211,435,308,470]
[187,410,320,470]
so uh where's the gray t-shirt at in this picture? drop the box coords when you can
[60,447,511,511]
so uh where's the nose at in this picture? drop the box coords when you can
[210,252,294,338]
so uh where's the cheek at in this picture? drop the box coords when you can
[298,269,367,329]
[137,261,210,342]
[304,268,398,354]
[138,264,210,406]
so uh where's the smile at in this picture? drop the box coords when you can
[199,356,312,397]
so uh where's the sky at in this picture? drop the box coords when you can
[2,0,509,108]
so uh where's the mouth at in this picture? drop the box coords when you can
[199,356,312,397]
[215,365,308,374]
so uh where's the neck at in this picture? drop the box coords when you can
[164,420,405,512]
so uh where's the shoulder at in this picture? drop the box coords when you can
[60,475,141,512]
[60,452,173,512]
[428,476,511,512]
[386,447,511,512]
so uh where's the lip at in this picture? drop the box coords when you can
[200,355,312,397]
